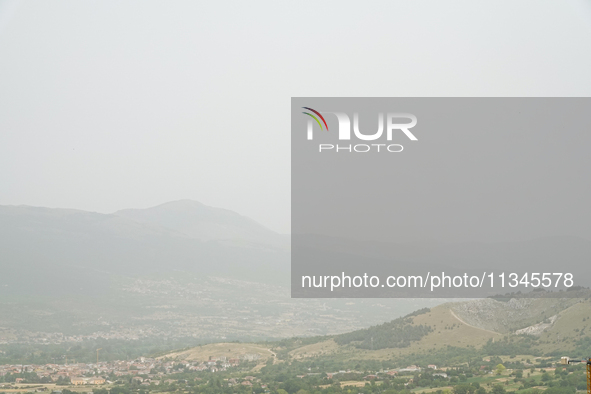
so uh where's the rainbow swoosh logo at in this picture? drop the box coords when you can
[301,107,329,131]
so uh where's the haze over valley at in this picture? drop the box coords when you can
[0,200,441,350]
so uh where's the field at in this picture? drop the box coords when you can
[160,342,276,364]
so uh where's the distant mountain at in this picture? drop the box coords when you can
[115,200,286,246]
[0,203,289,298]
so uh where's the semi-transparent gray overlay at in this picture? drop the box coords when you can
[292,98,591,298]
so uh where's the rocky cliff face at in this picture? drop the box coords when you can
[515,314,558,336]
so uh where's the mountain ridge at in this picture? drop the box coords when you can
[114,199,286,245]
[0,202,290,298]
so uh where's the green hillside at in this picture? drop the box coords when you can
[257,290,591,366]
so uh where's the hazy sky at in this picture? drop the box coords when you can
[1,1,591,234]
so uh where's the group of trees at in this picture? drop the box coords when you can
[334,309,433,350]
[0,337,207,365]
[0,371,52,384]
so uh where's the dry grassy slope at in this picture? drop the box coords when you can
[406,298,591,357]
[534,299,591,353]
[289,339,341,359]
[159,342,275,363]
[290,303,500,361]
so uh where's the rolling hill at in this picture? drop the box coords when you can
[281,290,591,363]
[158,290,591,367]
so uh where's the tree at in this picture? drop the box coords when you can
[492,384,506,394]
[496,364,506,375]
[453,384,475,394]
